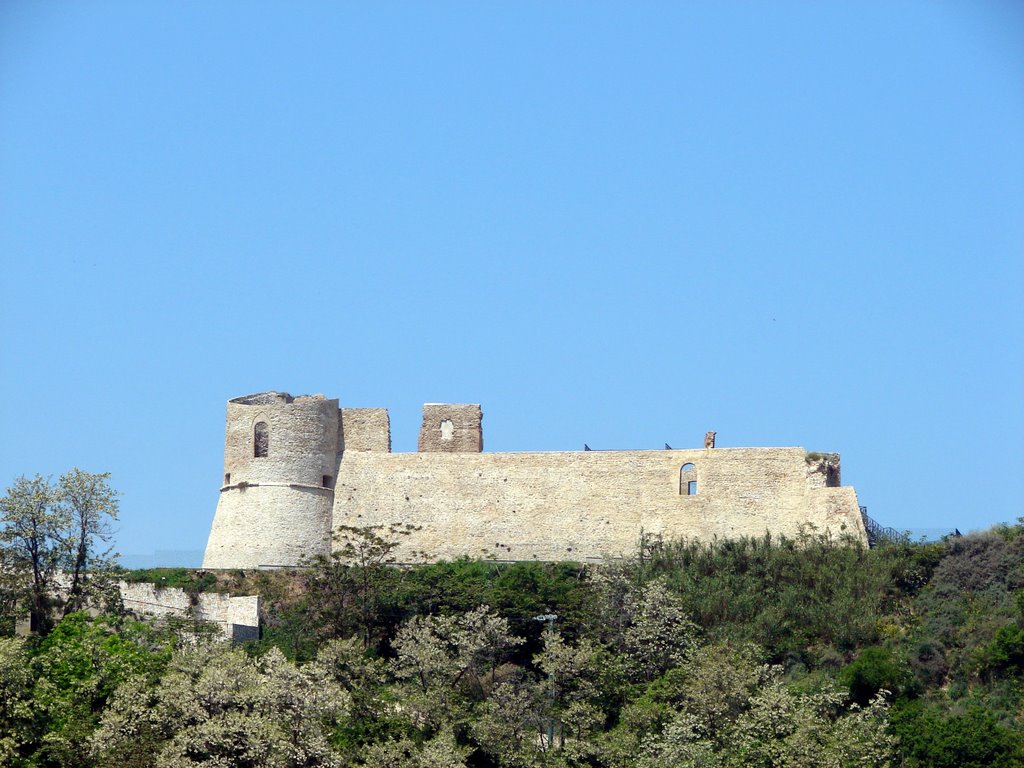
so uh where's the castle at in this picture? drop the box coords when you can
[202,392,867,569]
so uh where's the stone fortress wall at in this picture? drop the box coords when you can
[204,392,338,568]
[203,393,867,569]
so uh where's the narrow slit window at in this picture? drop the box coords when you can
[680,463,697,495]
[224,473,231,485]
[254,421,269,458]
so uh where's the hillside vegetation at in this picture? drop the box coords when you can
[2,522,1022,767]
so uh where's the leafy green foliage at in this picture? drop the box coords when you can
[30,612,172,767]
[632,529,923,657]
[0,638,34,766]
[91,642,351,768]
[1,470,121,635]
[978,622,1024,679]
[838,645,914,705]
[8,519,1024,767]
[890,699,1024,768]
[118,568,220,595]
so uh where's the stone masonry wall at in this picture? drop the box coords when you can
[340,408,391,452]
[205,484,334,568]
[117,582,259,640]
[418,404,483,452]
[204,393,867,570]
[220,393,339,488]
[204,393,339,569]
[332,447,866,562]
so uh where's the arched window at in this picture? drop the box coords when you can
[680,463,697,495]
[254,421,269,458]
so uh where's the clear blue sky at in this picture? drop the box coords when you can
[2,2,1022,563]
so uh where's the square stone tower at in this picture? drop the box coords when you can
[418,403,483,452]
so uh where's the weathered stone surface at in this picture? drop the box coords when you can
[418,403,483,452]
[204,392,338,568]
[334,447,865,562]
[203,392,867,569]
[341,408,391,452]
[119,581,259,640]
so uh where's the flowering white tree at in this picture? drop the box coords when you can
[91,643,350,768]
[393,605,523,729]
[0,469,120,633]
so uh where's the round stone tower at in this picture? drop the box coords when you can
[203,392,339,569]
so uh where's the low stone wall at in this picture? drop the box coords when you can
[118,581,259,640]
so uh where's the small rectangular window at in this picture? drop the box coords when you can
[322,475,333,489]
[224,473,231,485]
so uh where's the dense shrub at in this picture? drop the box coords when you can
[890,700,1024,768]
[633,531,916,658]
[838,645,914,705]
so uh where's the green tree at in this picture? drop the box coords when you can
[471,671,548,768]
[305,523,419,649]
[890,700,1024,768]
[632,643,897,768]
[30,612,170,767]
[57,468,119,616]
[0,470,121,634]
[0,637,34,767]
[314,637,405,757]
[0,546,27,635]
[534,628,623,761]
[838,646,913,705]
[359,730,471,768]
[622,578,698,682]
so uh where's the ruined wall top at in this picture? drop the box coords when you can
[418,403,483,452]
[340,408,391,453]
[230,391,329,406]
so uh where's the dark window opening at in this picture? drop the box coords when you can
[826,464,839,487]
[322,475,333,489]
[254,422,269,458]
[224,473,231,485]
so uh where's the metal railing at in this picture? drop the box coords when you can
[860,506,909,547]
